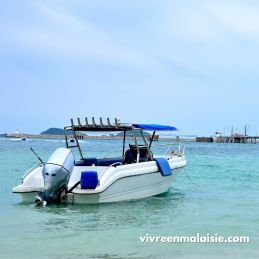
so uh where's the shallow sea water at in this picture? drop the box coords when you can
[0,138,259,258]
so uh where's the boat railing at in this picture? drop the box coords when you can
[22,163,43,183]
[98,143,184,185]
[98,161,123,185]
[102,143,185,158]
[152,143,185,157]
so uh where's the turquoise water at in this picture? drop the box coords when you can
[0,138,259,258]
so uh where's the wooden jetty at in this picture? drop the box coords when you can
[216,135,259,144]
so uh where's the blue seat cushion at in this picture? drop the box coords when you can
[75,158,99,166]
[154,158,172,176]
[98,157,122,166]
[81,171,98,189]
[75,157,121,166]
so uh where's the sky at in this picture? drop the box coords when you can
[1,0,259,136]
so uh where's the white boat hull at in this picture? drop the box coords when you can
[71,167,183,204]
[13,153,187,204]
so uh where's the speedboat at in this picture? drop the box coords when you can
[12,117,187,204]
[68,138,75,143]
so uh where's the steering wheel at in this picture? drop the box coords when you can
[109,162,123,167]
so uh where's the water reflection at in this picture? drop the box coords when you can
[15,188,185,233]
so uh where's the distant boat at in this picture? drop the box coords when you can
[68,138,75,143]
[21,136,26,141]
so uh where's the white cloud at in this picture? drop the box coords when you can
[207,2,259,36]
[2,0,259,83]
[0,1,163,70]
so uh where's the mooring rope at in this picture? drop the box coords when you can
[183,167,200,187]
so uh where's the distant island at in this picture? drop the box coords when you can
[40,127,82,135]
[40,127,69,135]
[40,128,65,135]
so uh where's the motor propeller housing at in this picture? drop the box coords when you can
[36,148,74,204]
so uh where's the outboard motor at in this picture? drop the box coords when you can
[35,148,74,205]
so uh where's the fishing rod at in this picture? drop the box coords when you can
[30,147,45,165]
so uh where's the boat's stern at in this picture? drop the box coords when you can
[12,164,44,202]
[13,147,75,204]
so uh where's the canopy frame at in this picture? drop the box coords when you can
[64,117,178,163]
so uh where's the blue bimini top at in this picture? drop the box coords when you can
[132,124,178,131]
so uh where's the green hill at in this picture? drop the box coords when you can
[40,128,87,135]
[40,128,68,135]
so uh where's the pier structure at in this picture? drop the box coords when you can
[215,135,258,144]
